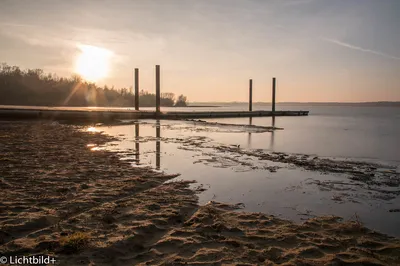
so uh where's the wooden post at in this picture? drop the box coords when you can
[134,68,139,110]
[272,77,276,113]
[249,79,253,112]
[156,65,160,113]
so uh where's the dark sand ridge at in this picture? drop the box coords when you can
[0,121,399,265]
[93,119,279,133]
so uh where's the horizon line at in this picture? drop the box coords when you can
[190,101,400,104]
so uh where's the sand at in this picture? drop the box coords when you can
[0,121,399,265]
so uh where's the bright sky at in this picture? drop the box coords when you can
[0,0,399,102]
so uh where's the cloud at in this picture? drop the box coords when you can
[0,22,74,48]
[282,0,318,6]
[0,22,42,28]
[323,37,400,61]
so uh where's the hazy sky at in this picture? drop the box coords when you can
[0,0,399,102]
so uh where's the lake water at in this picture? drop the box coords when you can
[90,104,400,236]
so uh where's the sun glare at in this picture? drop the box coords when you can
[86,126,99,132]
[75,44,113,82]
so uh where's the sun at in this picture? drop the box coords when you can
[75,44,113,82]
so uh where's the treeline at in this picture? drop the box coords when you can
[0,63,188,107]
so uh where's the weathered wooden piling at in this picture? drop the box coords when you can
[272,77,276,113]
[249,79,253,112]
[156,65,161,113]
[134,68,139,110]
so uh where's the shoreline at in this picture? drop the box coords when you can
[0,121,399,265]
[0,104,222,109]
[102,120,400,237]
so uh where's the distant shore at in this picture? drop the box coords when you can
[186,105,221,108]
[0,102,399,109]
[0,104,222,108]
[191,101,400,107]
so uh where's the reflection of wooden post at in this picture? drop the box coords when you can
[156,65,160,113]
[135,123,140,163]
[247,117,252,147]
[156,120,160,169]
[134,68,139,110]
[249,79,253,112]
[270,116,275,150]
[272,77,276,113]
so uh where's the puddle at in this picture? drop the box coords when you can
[90,119,400,237]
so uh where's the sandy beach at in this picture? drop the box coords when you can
[1,121,399,265]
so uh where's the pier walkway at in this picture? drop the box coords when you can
[0,106,308,121]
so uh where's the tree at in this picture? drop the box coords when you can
[161,92,175,106]
[0,63,189,108]
[175,94,188,107]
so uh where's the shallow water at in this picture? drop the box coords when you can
[55,103,399,162]
[204,106,400,164]
[92,114,400,237]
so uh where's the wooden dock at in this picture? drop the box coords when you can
[0,65,311,121]
[0,106,308,121]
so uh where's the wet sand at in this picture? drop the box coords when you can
[0,121,399,265]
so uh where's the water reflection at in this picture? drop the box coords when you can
[156,120,161,170]
[135,123,140,163]
[247,117,252,148]
[132,117,277,168]
[245,117,275,150]
[270,116,275,150]
[87,126,99,133]
[132,121,161,169]
[98,120,400,237]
